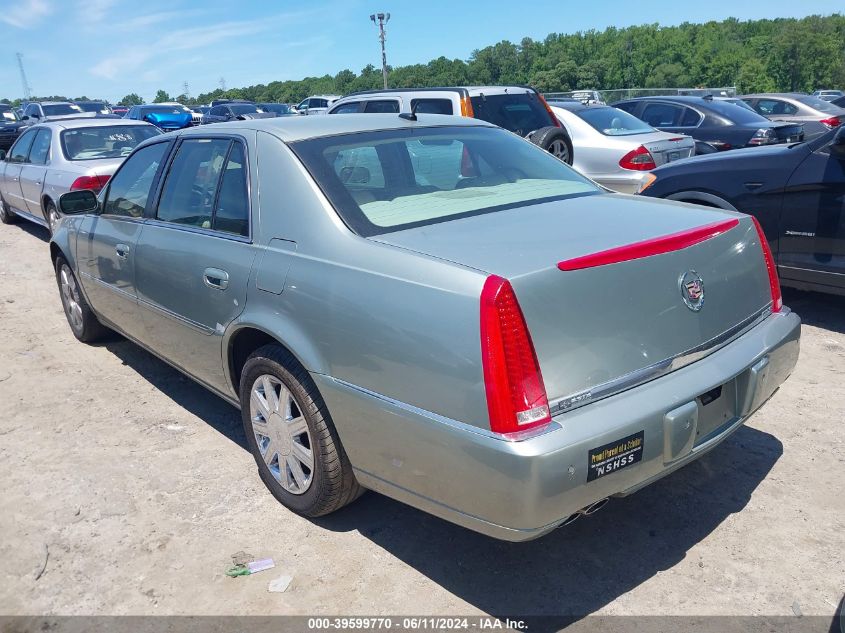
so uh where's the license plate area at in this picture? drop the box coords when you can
[694,378,738,445]
[667,151,681,162]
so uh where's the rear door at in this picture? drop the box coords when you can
[778,133,845,292]
[134,136,257,392]
[19,128,51,218]
[76,140,172,340]
[2,128,37,213]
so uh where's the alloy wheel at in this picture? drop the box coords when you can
[550,139,570,163]
[59,264,84,332]
[249,374,314,495]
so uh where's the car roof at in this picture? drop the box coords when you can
[341,86,537,99]
[30,118,156,131]
[615,95,716,104]
[174,113,494,142]
[31,101,75,106]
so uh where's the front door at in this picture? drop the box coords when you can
[2,128,37,214]
[76,141,171,341]
[19,128,51,219]
[778,132,845,293]
[134,137,256,393]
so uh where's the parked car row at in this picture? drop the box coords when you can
[1,113,799,542]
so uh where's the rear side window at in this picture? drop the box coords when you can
[755,99,798,116]
[470,93,554,136]
[28,129,51,164]
[213,142,250,237]
[156,139,230,228]
[363,100,400,113]
[103,142,170,218]
[641,103,684,127]
[411,99,453,115]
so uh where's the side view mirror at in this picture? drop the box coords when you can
[21,115,29,121]
[59,189,99,215]
[829,127,845,159]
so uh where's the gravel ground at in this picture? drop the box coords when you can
[0,220,842,621]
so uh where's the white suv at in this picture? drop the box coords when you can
[294,95,341,115]
[326,86,573,164]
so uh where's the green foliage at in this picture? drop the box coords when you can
[120,93,144,105]
[152,90,172,103]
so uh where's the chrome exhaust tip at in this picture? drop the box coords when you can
[582,498,610,516]
[559,512,581,527]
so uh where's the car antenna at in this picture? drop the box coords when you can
[399,101,421,122]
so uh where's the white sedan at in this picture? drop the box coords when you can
[550,101,695,193]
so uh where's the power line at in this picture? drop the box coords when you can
[370,12,390,89]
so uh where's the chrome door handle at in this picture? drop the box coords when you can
[203,268,229,290]
[115,243,130,259]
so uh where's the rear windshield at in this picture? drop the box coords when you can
[291,126,599,236]
[43,103,83,116]
[470,93,554,136]
[61,125,162,160]
[575,106,654,136]
[794,95,842,114]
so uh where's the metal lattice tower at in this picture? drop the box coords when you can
[16,53,32,101]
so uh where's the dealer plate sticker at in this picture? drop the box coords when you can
[587,431,644,482]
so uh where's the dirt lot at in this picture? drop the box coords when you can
[0,220,843,620]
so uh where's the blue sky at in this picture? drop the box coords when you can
[1,0,842,103]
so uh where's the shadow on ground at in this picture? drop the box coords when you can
[783,288,845,334]
[9,220,50,243]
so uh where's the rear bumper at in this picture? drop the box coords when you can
[315,308,800,542]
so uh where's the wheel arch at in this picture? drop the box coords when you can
[41,193,56,214]
[665,191,738,211]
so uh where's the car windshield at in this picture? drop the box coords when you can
[76,102,109,113]
[229,104,262,114]
[1,108,19,123]
[61,125,162,160]
[794,95,842,113]
[260,104,290,114]
[43,103,83,116]
[575,106,654,136]
[470,93,554,136]
[291,126,599,236]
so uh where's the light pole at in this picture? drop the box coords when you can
[370,12,390,89]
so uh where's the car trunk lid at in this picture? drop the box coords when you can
[372,194,773,405]
[642,134,696,166]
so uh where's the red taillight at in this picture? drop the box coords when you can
[538,94,561,128]
[820,116,841,129]
[70,175,110,193]
[619,145,656,171]
[751,217,782,313]
[480,275,551,437]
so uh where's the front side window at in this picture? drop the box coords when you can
[291,126,599,236]
[156,138,230,229]
[28,129,51,165]
[331,102,362,114]
[229,104,261,115]
[575,107,654,136]
[103,142,170,218]
[61,125,161,161]
[24,104,39,118]
[8,128,37,162]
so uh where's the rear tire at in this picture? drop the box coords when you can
[240,344,363,517]
[55,256,108,343]
[0,196,17,225]
[530,126,574,165]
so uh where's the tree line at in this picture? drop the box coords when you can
[4,14,843,107]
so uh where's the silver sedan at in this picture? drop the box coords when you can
[550,101,695,193]
[0,118,160,234]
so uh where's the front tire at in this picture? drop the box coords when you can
[55,256,108,343]
[240,344,362,517]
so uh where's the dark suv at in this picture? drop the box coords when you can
[612,95,804,154]
[328,86,574,164]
